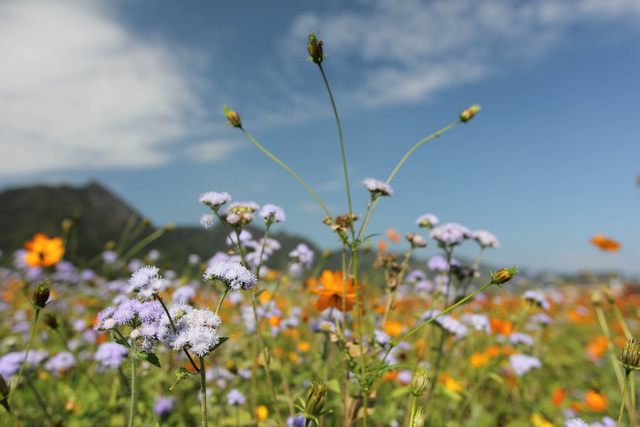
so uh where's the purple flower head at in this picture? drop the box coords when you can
[427,255,460,272]
[95,342,129,369]
[112,299,141,325]
[416,213,439,228]
[188,254,201,265]
[566,418,590,427]
[128,266,167,300]
[287,415,307,427]
[509,332,534,347]
[436,315,468,339]
[472,230,500,249]
[289,243,314,269]
[44,351,76,375]
[530,312,553,325]
[414,279,434,293]
[430,223,471,246]
[592,416,616,427]
[405,269,426,283]
[461,314,491,334]
[102,251,118,264]
[226,229,253,247]
[509,354,542,376]
[259,204,286,223]
[397,369,412,385]
[222,201,260,225]
[199,191,231,210]
[363,178,393,197]
[0,350,48,378]
[200,214,215,229]
[172,285,196,304]
[226,388,246,405]
[154,396,177,417]
[373,330,391,346]
[157,305,222,357]
[523,290,550,311]
[203,261,257,291]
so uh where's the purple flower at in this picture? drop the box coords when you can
[461,314,491,334]
[289,243,314,269]
[416,213,438,228]
[509,354,542,376]
[172,285,196,304]
[157,305,222,357]
[427,255,459,272]
[259,204,286,223]
[530,313,553,325]
[95,342,128,369]
[44,352,76,375]
[363,178,393,196]
[103,251,118,264]
[397,369,412,384]
[226,230,253,247]
[374,330,390,346]
[128,266,167,300]
[226,388,246,405]
[0,350,49,378]
[203,261,257,291]
[154,396,177,416]
[472,230,500,249]
[592,416,616,427]
[509,332,534,346]
[566,418,590,427]
[524,290,550,311]
[287,415,306,427]
[430,223,471,246]
[405,270,426,283]
[199,191,231,210]
[200,214,215,229]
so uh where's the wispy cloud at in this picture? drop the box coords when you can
[184,140,244,163]
[0,1,213,177]
[281,0,640,107]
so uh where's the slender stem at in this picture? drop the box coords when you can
[128,346,137,427]
[612,303,633,340]
[408,395,418,427]
[618,370,630,427]
[0,402,21,427]
[356,120,462,242]
[8,310,40,402]
[318,64,354,237]
[240,128,332,219]
[199,355,208,427]
[214,287,230,317]
[120,227,168,262]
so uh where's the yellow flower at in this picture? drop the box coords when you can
[255,405,269,421]
[531,413,554,427]
[24,233,65,267]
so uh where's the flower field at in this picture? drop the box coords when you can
[1,32,637,427]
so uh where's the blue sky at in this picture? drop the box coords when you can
[1,0,639,275]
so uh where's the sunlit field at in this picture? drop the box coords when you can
[1,32,637,427]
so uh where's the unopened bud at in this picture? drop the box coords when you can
[32,280,51,310]
[621,339,640,372]
[164,223,175,231]
[223,105,242,127]
[412,406,425,427]
[491,266,518,286]
[305,379,327,418]
[460,104,481,122]
[307,32,325,64]
[410,365,430,396]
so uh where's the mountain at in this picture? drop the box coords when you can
[0,182,322,271]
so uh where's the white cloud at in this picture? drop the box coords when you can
[184,140,244,162]
[0,1,212,177]
[283,0,640,107]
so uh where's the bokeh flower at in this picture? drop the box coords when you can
[310,270,362,312]
[24,233,65,267]
[590,234,621,252]
[363,178,393,197]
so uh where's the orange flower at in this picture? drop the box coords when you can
[24,233,65,267]
[551,388,566,406]
[310,270,362,312]
[586,336,609,362]
[383,320,403,337]
[585,390,608,412]
[490,318,515,335]
[386,228,401,243]
[439,374,464,393]
[377,239,388,253]
[590,234,621,252]
[485,345,502,357]
[469,352,490,368]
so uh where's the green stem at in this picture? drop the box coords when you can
[214,288,230,316]
[120,226,168,262]
[200,356,208,427]
[618,370,631,427]
[240,128,332,219]
[408,395,418,427]
[8,309,40,402]
[128,346,137,427]
[0,401,21,427]
[318,64,354,238]
[154,294,201,372]
[357,120,461,242]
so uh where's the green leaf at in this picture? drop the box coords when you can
[389,387,411,399]
[170,367,194,390]
[211,336,230,352]
[327,378,341,394]
[137,351,161,368]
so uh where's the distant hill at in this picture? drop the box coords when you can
[0,182,323,271]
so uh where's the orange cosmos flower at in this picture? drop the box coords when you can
[439,374,464,393]
[469,352,490,368]
[24,233,65,267]
[310,270,362,312]
[551,388,566,406]
[584,390,608,412]
[590,234,621,252]
[377,238,388,253]
[386,228,401,243]
[383,320,403,337]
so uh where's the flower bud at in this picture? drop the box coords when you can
[223,105,242,128]
[621,339,640,372]
[307,32,325,64]
[305,379,327,418]
[32,280,50,309]
[491,266,518,286]
[460,104,481,122]
[412,406,425,427]
[410,365,430,396]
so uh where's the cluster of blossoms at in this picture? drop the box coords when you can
[155,303,222,357]
[363,178,393,197]
[508,353,542,376]
[222,201,260,226]
[289,243,315,276]
[127,266,167,300]
[523,289,551,311]
[430,223,472,246]
[203,261,257,291]
[259,204,286,224]
[94,298,165,353]
[420,310,468,340]
[416,213,438,229]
